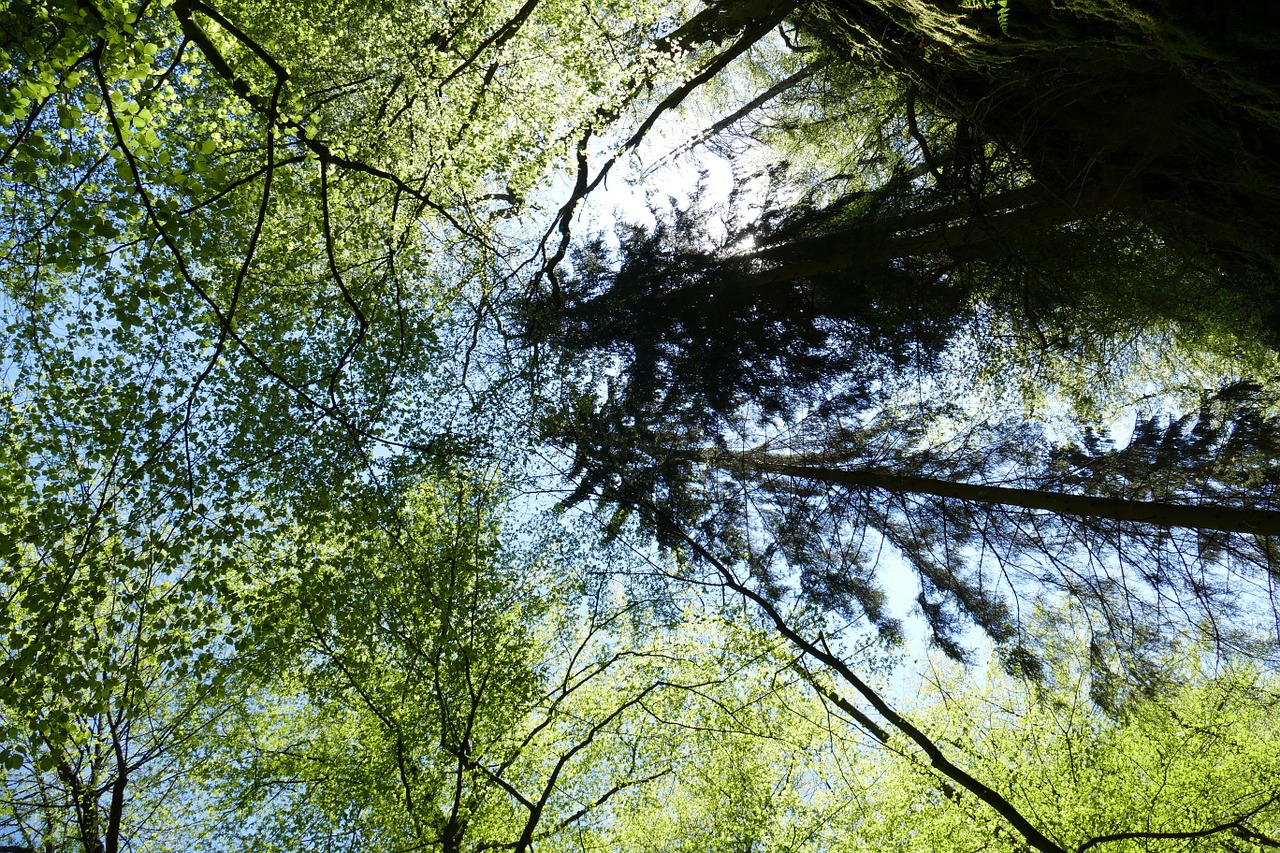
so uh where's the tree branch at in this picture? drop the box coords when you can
[537,2,793,298]
[647,60,826,172]
[439,0,542,91]
[1078,793,1280,853]
[641,503,1068,853]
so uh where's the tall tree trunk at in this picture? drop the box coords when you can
[716,451,1280,536]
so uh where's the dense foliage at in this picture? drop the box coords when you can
[4,0,1280,851]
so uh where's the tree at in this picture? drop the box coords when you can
[656,515,1280,853]
[555,380,1280,658]
[154,469,838,853]
[0,0,788,786]
[541,188,1280,660]
[837,618,1280,853]
[6,0,1280,849]
[527,2,1280,666]
[0,391,259,852]
[0,3,844,848]
[555,0,1280,410]
[786,0,1280,298]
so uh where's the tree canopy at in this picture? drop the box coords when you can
[4,0,1280,851]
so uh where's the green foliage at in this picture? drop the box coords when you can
[3,0,1280,851]
[162,471,847,853]
[861,621,1280,853]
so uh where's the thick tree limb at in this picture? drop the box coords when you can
[787,659,890,743]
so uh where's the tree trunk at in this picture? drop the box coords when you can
[720,452,1280,536]
[56,758,105,853]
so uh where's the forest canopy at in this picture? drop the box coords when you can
[3,0,1280,851]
